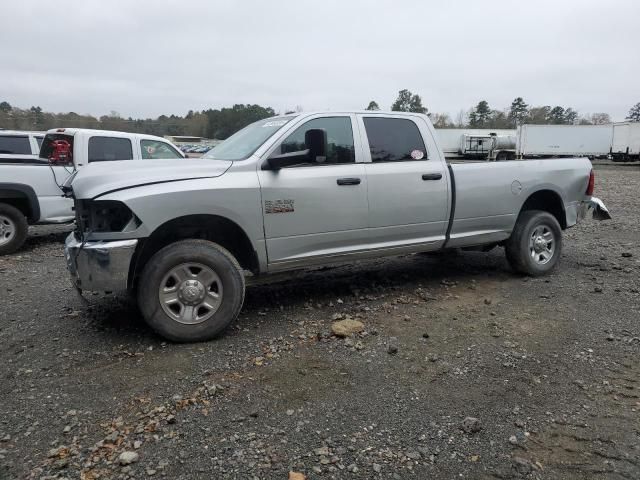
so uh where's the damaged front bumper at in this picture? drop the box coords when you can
[64,233,137,292]
[579,197,612,221]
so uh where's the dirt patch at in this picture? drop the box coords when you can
[0,167,638,479]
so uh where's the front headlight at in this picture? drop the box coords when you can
[76,200,141,234]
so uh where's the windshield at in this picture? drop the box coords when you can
[203,116,294,161]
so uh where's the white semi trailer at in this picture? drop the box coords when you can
[611,122,640,161]
[440,123,639,162]
[490,124,615,160]
[515,124,613,159]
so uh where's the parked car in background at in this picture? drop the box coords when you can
[180,144,216,156]
[39,128,185,168]
[0,129,185,255]
[1,130,74,255]
[64,111,609,342]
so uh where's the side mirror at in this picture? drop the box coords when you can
[262,149,310,170]
[262,128,328,170]
[305,128,327,163]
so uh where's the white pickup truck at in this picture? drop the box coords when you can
[64,111,610,342]
[0,129,184,255]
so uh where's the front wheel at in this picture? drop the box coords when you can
[505,210,562,276]
[138,239,245,342]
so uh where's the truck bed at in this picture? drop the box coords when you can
[0,163,74,223]
[447,157,592,247]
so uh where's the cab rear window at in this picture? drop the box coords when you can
[40,134,74,159]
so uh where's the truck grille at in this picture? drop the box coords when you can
[74,200,87,241]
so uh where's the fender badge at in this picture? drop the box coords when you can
[265,199,294,214]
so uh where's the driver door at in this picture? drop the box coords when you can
[258,115,369,270]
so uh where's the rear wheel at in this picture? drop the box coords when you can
[138,239,245,342]
[505,210,562,276]
[0,203,28,256]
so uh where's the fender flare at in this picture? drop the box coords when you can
[0,183,40,222]
[517,187,567,229]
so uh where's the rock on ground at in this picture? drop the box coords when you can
[460,416,482,434]
[331,319,364,337]
[118,451,139,465]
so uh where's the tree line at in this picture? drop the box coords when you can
[367,91,640,128]
[0,101,275,140]
[1,96,639,140]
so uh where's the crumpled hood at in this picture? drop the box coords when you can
[71,159,232,199]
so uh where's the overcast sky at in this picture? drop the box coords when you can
[2,0,638,121]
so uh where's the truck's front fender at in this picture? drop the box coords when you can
[91,173,267,271]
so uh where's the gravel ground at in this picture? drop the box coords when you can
[1,166,638,480]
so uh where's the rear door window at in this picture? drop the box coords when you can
[0,135,32,155]
[140,139,182,159]
[363,117,428,162]
[88,136,134,162]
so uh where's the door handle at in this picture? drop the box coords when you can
[337,178,361,186]
[422,173,443,181]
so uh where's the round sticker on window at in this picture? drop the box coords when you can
[410,149,424,160]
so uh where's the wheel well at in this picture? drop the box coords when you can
[519,190,567,229]
[131,215,259,287]
[0,195,33,221]
[0,184,39,222]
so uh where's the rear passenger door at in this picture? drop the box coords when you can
[357,115,449,249]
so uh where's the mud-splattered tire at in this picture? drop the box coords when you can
[138,239,245,342]
[505,210,562,276]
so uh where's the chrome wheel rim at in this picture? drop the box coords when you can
[529,225,555,265]
[0,215,16,247]
[159,263,223,325]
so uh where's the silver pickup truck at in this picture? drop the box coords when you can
[64,111,609,342]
